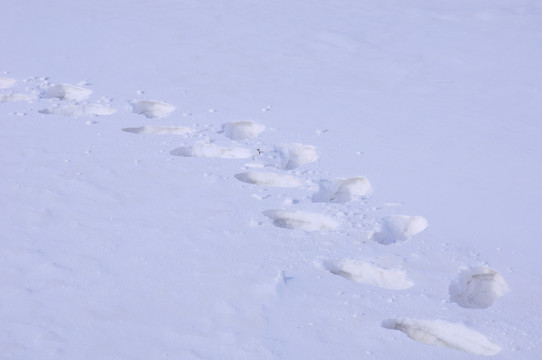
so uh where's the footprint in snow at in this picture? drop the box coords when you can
[371,215,428,245]
[312,176,372,203]
[222,121,265,140]
[0,77,17,89]
[263,209,339,231]
[122,125,194,136]
[39,104,117,117]
[382,317,502,356]
[170,142,252,159]
[42,83,93,101]
[277,143,318,170]
[131,100,176,118]
[449,266,509,309]
[234,172,302,188]
[323,258,413,290]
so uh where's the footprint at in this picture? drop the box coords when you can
[234,172,302,188]
[170,142,252,159]
[313,177,372,203]
[372,215,428,245]
[323,258,413,290]
[0,77,17,89]
[131,100,175,118]
[263,209,339,231]
[122,126,194,135]
[278,143,318,170]
[222,121,265,140]
[0,93,34,103]
[42,83,93,101]
[382,318,501,356]
[449,266,509,309]
[39,104,117,117]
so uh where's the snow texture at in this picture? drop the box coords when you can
[234,172,302,188]
[372,215,428,245]
[122,126,194,136]
[38,104,117,117]
[222,121,265,140]
[131,100,176,118]
[263,209,339,231]
[449,266,510,309]
[278,143,318,170]
[324,259,413,289]
[170,142,252,159]
[313,177,372,203]
[382,318,502,356]
[43,83,92,101]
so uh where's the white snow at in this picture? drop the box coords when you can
[372,215,429,245]
[323,259,413,290]
[43,83,93,101]
[234,172,302,188]
[278,143,318,170]
[131,100,176,118]
[449,266,510,309]
[263,209,339,231]
[2,0,542,359]
[382,318,502,356]
[170,142,252,159]
[122,125,194,136]
[223,121,266,140]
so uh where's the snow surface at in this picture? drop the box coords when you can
[2,0,542,359]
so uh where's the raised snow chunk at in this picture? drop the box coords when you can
[263,209,339,231]
[222,121,265,140]
[278,143,318,170]
[449,266,509,309]
[131,100,176,118]
[170,142,252,159]
[122,126,193,135]
[372,215,428,245]
[324,259,413,289]
[313,177,372,203]
[39,104,117,117]
[234,172,302,188]
[43,83,93,101]
[0,77,17,88]
[382,318,501,356]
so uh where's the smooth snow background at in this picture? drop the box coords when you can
[1,0,542,359]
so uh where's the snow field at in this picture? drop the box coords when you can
[0,70,517,357]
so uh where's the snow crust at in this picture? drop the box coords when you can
[372,215,428,245]
[223,121,265,140]
[263,209,339,231]
[449,266,509,309]
[170,142,252,159]
[234,172,302,188]
[122,126,194,136]
[43,83,92,101]
[131,100,176,118]
[278,143,318,170]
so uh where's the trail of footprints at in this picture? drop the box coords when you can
[2,75,510,356]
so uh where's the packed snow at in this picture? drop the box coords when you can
[2,0,542,359]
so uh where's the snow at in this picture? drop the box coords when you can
[2,0,542,359]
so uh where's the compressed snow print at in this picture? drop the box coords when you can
[372,215,428,245]
[313,177,372,203]
[222,121,265,140]
[278,143,318,170]
[39,104,117,117]
[263,209,339,231]
[0,77,17,88]
[131,100,176,118]
[122,126,194,135]
[382,318,502,356]
[323,259,413,290]
[449,266,509,309]
[170,142,252,159]
[234,172,302,188]
[43,83,93,101]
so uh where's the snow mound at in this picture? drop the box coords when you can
[170,142,252,159]
[39,104,117,117]
[0,77,16,88]
[43,83,93,101]
[0,93,34,103]
[131,100,176,118]
[222,121,265,140]
[313,177,372,203]
[323,259,413,290]
[263,209,339,231]
[382,318,502,356]
[234,172,302,188]
[278,143,318,170]
[449,266,510,309]
[122,126,193,135]
[372,215,428,245]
